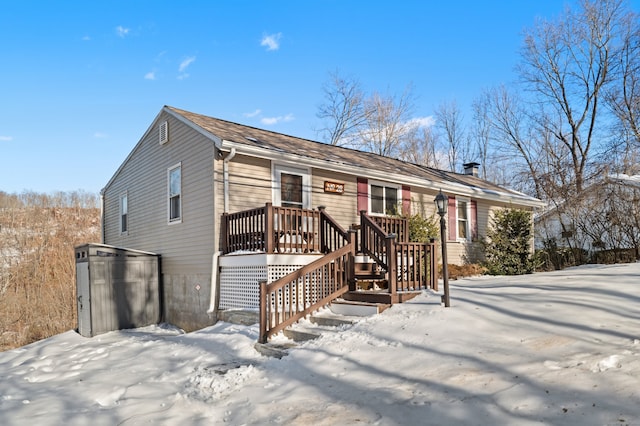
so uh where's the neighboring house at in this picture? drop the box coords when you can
[535,174,640,264]
[101,106,543,333]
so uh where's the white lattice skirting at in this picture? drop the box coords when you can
[218,253,323,310]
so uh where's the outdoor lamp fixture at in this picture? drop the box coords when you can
[434,190,451,307]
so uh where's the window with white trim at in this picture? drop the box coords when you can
[119,192,128,234]
[369,181,400,215]
[168,163,181,223]
[273,164,311,209]
[457,197,471,240]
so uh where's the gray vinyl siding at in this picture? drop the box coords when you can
[102,111,216,331]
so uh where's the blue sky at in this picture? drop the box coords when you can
[0,1,600,194]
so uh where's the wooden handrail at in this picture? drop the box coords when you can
[258,207,353,343]
[371,215,409,242]
[258,243,353,343]
[359,211,437,294]
[394,241,437,292]
[359,211,393,269]
[319,206,350,253]
[222,205,268,254]
[222,203,321,254]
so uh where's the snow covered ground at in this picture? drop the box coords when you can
[1,263,639,425]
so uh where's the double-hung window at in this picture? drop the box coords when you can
[369,181,400,216]
[120,192,128,234]
[168,163,182,223]
[457,198,471,240]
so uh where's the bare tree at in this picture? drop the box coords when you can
[518,0,628,195]
[0,191,100,350]
[604,6,640,173]
[480,86,545,197]
[470,94,493,180]
[315,70,367,146]
[358,87,416,157]
[399,123,441,168]
[434,100,465,172]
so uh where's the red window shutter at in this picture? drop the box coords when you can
[402,185,411,216]
[471,200,478,240]
[357,177,368,213]
[448,196,457,241]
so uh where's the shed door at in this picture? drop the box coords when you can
[76,262,91,337]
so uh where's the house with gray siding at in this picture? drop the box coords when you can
[101,106,544,333]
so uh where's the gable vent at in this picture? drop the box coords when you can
[159,121,169,145]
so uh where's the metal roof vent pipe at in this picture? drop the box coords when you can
[463,162,480,177]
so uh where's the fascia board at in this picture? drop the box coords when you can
[103,107,223,194]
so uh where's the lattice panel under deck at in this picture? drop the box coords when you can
[219,263,312,310]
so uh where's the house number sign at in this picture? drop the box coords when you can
[324,181,344,194]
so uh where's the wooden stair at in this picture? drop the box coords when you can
[353,259,386,280]
[343,290,421,305]
[254,301,389,357]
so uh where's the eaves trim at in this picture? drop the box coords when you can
[220,139,545,208]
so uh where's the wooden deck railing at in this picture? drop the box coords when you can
[222,203,321,254]
[370,214,409,243]
[395,241,438,291]
[259,209,354,343]
[318,206,352,253]
[360,211,437,293]
[224,204,437,342]
[360,212,393,269]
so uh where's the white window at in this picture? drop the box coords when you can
[119,192,128,234]
[273,164,311,209]
[369,181,400,216]
[457,198,471,241]
[168,163,181,223]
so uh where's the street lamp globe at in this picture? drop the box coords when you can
[435,190,448,217]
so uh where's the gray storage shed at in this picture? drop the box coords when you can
[75,243,161,337]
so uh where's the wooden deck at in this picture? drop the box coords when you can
[222,203,438,342]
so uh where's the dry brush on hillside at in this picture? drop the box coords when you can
[0,191,100,351]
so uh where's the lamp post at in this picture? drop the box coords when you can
[434,190,450,307]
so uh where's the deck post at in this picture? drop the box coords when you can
[359,210,367,256]
[259,280,268,343]
[386,234,397,296]
[318,206,326,253]
[221,212,229,254]
[264,203,274,253]
[430,238,438,291]
[348,229,357,291]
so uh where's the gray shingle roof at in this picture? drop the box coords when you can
[167,106,542,206]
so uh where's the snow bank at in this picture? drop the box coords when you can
[1,263,639,425]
